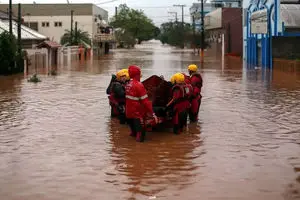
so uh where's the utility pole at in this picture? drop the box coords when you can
[199,0,205,63]
[70,10,74,45]
[168,11,178,23]
[192,15,196,54]
[75,21,78,44]
[17,3,22,69]
[115,6,117,18]
[173,4,186,26]
[9,0,12,35]
[173,4,186,49]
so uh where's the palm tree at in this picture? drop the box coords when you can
[60,29,91,47]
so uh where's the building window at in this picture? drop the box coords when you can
[54,22,62,27]
[42,22,49,27]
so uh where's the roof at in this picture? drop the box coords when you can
[0,4,107,17]
[281,4,300,28]
[0,19,47,40]
[37,40,61,48]
[0,10,17,20]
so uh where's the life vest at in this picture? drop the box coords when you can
[125,79,153,119]
[190,73,203,89]
[171,83,191,115]
[109,81,125,105]
[184,83,193,99]
[172,83,191,100]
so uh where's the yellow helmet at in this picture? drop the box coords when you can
[170,74,176,84]
[123,69,130,80]
[175,73,185,84]
[188,64,198,72]
[116,69,129,80]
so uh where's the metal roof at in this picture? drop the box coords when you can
[0,19,47,40]
[281,4,300,28]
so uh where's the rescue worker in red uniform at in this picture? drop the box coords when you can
[187,64,203,122]
[167,73,191,134]
[108,69,130,124]
[125,65,158,142]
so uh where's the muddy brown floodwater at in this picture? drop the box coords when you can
[0,40,300,200]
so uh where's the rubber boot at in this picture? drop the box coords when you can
[130,132,136,137]
[136,132,145,142]
[173,125,179,135]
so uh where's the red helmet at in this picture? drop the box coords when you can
[128,65,141,81]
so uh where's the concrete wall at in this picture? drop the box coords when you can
[222,8,243,56]
[23,15,93,44]
[272,36,300,59]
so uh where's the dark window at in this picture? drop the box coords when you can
[54,22,62,27]
[42,22,49,27]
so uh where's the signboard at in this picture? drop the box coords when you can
[251,9,268,34]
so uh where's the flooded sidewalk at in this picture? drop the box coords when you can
[0,41,300,200]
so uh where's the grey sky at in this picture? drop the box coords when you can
[2,0,198,26]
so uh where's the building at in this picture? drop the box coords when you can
[190,0,241,31]
[243,0,300,68]
[205,7,243,57]
[0,10,17,20]
[0,3,109,46]
[190,2,217,32]
[0,19,47,49]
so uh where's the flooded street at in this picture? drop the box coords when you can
[0,40,300,200]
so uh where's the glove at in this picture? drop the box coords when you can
[153,113,159,124]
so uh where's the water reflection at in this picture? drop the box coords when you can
[107,119,204,199]
[0,75,25,132]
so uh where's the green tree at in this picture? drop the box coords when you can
[60,29,91,47]
[0,31,22,75]
[110,4,158,47]
[158,22,192,48]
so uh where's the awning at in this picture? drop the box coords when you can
[281,4,300,28]
[0,19,47,40]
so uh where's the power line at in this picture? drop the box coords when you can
[168,11,178,22]
[95,0,119,5]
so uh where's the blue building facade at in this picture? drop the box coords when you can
[243,0,300,69]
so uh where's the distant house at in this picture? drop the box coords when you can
[0,3,109,46]
[205,7,243,57]
[0,10,17,20]
[0,19,47,48]
[243,0,300,68]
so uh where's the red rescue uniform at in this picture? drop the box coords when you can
[189,73,203,122]
[171,83,191,134]
[125,65,154,142]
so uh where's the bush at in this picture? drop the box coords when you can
[0,31,23,75]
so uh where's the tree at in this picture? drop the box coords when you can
[158,22,209,50]
[158,22,191,48]
[60,29,91,47]
[0,31,22,75]
[114,28,136,48]
[110,4,159,47]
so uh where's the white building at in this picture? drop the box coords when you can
[0,4,109,45]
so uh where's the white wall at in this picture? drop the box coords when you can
[205,8,222,30]
[23,15,93,44]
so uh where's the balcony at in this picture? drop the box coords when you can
[94,33,116,42]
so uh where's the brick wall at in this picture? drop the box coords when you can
[222,8,243,57]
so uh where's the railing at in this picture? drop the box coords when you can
[94,33,116,42]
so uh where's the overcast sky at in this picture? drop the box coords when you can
[1,0,199,26]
